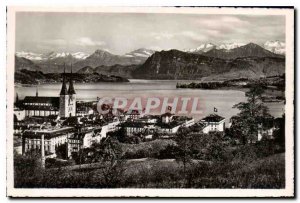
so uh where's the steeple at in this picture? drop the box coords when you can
[68,63,76,95]
[36,85,39,97]
[60,63,68,95]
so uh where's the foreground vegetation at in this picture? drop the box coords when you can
[14,84,285,188]
[14,137,285,188]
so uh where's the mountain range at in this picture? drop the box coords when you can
[186,41,285,55]
[16,48,154,73]
[133,45,285,80]
[15,42,285,82]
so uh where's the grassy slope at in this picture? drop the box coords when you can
[121,153,285,188]
[120,139,176,155]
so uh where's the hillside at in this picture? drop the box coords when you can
[76,66,95,74]
[73,50,147,72]
[15,56,41,72]
[15,69,129,84]
[133,49,285,80]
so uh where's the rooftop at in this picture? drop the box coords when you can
[173,116,193,121]
[189,122,208,132]
[126,109,143,115]
[156,120,184,129]
[201,114,225,123]
[139,115,160,120]
[161,112,174,117]
[23,126,74,139]
[22,96,59,110]
[23,96,59,105]
[118,122,151,128]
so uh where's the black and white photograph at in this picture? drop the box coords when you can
[6,6,294,197]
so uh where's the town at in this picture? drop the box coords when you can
[13,68,282,168]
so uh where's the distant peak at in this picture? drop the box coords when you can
[245,42,260,47]
[186,43,216,53]
[94,49,111,54]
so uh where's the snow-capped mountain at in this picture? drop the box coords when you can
[186,43,216,53]
[125,48,155,58]
[186,42,245,54]
[15,51,45,61]
[263,40,285,55]
[216,42,246,50]
[186,41,285,55]
[16,51,90,61]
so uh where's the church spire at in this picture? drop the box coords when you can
[60,63,68,95]
[68,63,76,95]
[36,85,39,97]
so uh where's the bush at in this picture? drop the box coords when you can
[156,145,180,159]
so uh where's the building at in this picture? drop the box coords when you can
[21,96,60,117]
[59,66,76,118]
[173,116,195,127]
[257,118,276,141]
[67,130,94,158]
[17,66,76,118]
[136,115,159,124]
[22,126,74,158]
[200,114,225,133]
[117,122,155,136]
[14,107,26,121]
[157,122,182,134]
[157,115,195,134]
[124,109,144,120]
[76,101,97,116]
[188,121,210,134]
[161,112,174,123]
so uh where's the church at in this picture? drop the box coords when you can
[18,67,77,118]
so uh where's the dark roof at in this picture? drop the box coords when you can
[60,73,68,95]
[22,96,59,110]
[118,122,150,128]
[173,116,193,121]
[68,79,76,95]
[23,96,59,104]
[161,112,174,117]
[62,116,82,126]
[139,115,160,120]
[126,109,142,115]
[23,127,74,139]
[156,121,183,129]
[189,122,208,132]
[201,114,225,123]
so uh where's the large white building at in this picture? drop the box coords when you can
[200,114,225,133]
[22,126,74,157]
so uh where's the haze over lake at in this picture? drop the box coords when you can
[15,79,284,125]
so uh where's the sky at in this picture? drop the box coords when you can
[15,12,285,55]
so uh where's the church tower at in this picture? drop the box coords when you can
[67,64,76,117]
[59,64,70,118]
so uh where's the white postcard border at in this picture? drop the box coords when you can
[6,6,294,197]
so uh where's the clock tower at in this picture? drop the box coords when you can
[67,65,76,117]
[59,64,76,118]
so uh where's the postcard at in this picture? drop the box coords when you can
[6,6,294,197]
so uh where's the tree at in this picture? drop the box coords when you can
[14,152,43,187]
[174,127,193,182]
[94,137,125,187]
[273,114,285,151]
[232,84,271,144]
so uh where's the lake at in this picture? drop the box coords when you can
[15,79,284,126]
